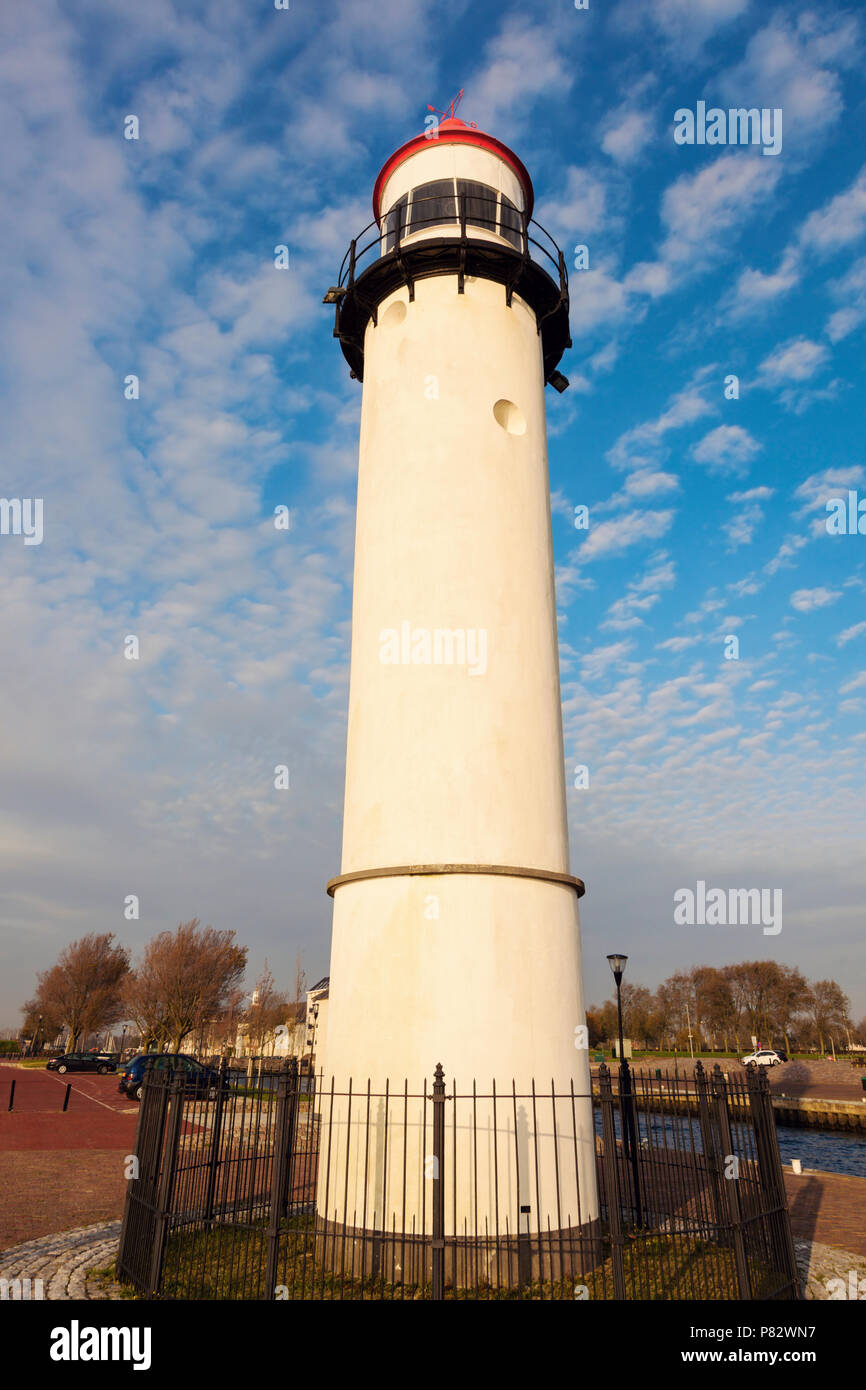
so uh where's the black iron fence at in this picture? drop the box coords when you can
[117,1058,799,1301]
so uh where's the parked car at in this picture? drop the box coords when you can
[118,1053,222,1102]
[741,1049,783,1067]
[46,1052,116,1075]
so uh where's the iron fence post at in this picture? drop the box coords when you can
[432,1063,445,1300]
[598,1064,627,1299]
[117,1057,155,1281]
[619,1057,643,1227]
[203,1056,228,1224]
[147,1069,185,1298]
[279,1055,299,1221]
[711,1065,752,1300]
[744,1063,801,1298]
[694,1061,727,1234]
[264,1056,299,1299]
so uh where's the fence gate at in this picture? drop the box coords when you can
[116,1062,185,1295]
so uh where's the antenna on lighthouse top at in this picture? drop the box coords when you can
[427,88,476,127]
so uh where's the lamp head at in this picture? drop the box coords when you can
[606,953,628,985]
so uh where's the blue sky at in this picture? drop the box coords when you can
[1,0,865,1028]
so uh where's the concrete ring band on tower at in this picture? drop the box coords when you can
[325,863,586,898]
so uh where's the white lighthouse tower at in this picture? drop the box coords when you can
[319,101,598,1281]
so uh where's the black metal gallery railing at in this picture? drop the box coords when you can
[324,190,572,387]
[335,190,567,298]
[116,1057,799,1301]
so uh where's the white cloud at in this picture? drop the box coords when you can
[826,255,866,342]
[790,588,841,612]
[725,164,866,321]
[601,554,676,629]
[540,165,616,241]
[569,264,633,337]
[624,470,680,498]
[619,0,750,59]
[607,373,715,471]
[601,109,655,165]
[469,15,576,139]
[728,487,774,502]
[800,166,866,253]
[597,470,681,514]
[576,510,675,562]
[691,425,761,474]
[726,247,801,319]
[764,535,809,575]
[724,502,765,550]
[794,466,866,516]
[837,622,866,647]
[658,157,782,270]
[757,337,829,386]
[657,634,703,652]
[718,10,861,150]
[579,640,635,680]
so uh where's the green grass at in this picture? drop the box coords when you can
[146,1216,782,1302]
[88,1265,140,1300]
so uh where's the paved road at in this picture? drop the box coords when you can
[0,1067,139,1247]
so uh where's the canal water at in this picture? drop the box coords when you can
[775,1124,866,1178]
[226,1075,866,1178]
[592,1108,866,1179]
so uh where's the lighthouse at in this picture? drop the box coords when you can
[318,101,598,1280]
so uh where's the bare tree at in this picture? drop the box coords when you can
[806,979,851,1054]
[694,967,737,1053]
[772,966,810,1056]
[244,964,291,1055]
[293,951,306,1014]
[205,985,248,1057]
[25,934,130,1052]
[619,983,653,1048]
[125,920,247,1055]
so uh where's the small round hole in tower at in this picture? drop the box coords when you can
[382,299,408,327]
[493,398,526,435]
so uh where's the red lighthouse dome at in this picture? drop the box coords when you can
[372,116,535,225]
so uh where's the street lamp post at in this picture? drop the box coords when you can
[607,954,643,1228]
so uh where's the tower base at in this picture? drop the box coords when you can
[314,1213,605,1294]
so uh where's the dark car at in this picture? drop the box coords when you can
[47,1052,116,1075]
[118,1053,222,1102]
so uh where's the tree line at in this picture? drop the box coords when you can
[21,920,307,1055]
[587,961,862,1055]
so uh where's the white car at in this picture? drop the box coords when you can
[741,1049,783,1067]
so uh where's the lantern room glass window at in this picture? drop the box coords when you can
[383,194,409,253]
[499,194,522,250]
[382,179,526,253]
[408,180,457,233]
[456,180,497,232]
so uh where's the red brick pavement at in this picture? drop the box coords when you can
[0,1150,129,1248]
[0,1066,139,1150]
[785,1170,866,1256]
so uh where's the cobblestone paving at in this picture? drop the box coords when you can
[1,1221,864,1300]
[0,1220,122,1300]
[795,1238,866,1300]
